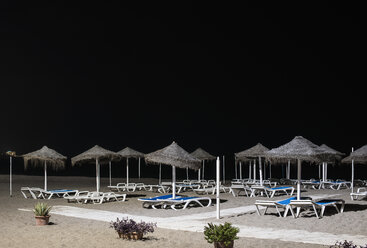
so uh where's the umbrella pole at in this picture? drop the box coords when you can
[10,156,12,197]
[222,155,225,184]
[96,158,100,193]
[172,166,176,199]
[203,160,205,180]
[253,159,256,181]
[216,157,220,219]
[44,161,47,191]
[287,160,290,179]
[239,161,242,180]
[109,161,112,187]
[234,160,237,180]
[297,159,301,200]
[318,163,321,180]
[269,162,272,179]
[325,162,328,181]
[249,161,252,180]
[351,147,354,193]
[159,163,162,185]
[138,158,141,179]
[186,167,189,181]
[126,158,129,185]
[259,156,263,186]
[264,161,266,180]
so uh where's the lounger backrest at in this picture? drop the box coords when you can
[277,197,297,205]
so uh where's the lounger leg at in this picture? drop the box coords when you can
[340,202,345,213]
[263,206,268,215]
[296,207,301,218]
[283,206,290,217]
[315,205,320,218]
[275,206,282,217]
[289,207,296,218]
[270,191,275,198]
[333,204,340,213]
[255,205,262,216]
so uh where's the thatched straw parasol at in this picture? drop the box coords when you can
[265,136,327,200]
[190,148,216,181]
[117,147,145,185]
[145,141,201,199]
[21,146,67,191]
[235,143,269,185]
[341,145,367,164]
[341,145,367,193]
[71,145,120,192]
[319,144,345,182]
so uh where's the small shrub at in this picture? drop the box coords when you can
[33,202,52,216]
[110,217,156,235]
[330,240,367,248]
[204,222,239,247]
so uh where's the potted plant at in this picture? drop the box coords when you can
[204,222,239,248]
[110,217,156,240]
[33,202,52,226]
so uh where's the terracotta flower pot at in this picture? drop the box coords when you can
[214,241,234,248]
[35,215,50,226]
[118,232,143,240]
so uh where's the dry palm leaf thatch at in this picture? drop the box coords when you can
[319,144,345,164]
[190,148,216,161]
[341,145,367,164]
[235,143,269,162]
[22,146,66,171]
[117,147,145,158]
[71,145,120,166]
[265,136,329,164]
[145,141,201,170]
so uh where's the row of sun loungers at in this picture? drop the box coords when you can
[64,191,126,204]
[255,196,345,218]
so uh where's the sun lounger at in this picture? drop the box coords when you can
[21,187,44,199]
[138,194,183,209]
[230,184,253,197]
[162,196,212,210]
[64,191,91,203]
[350,187,367,200]
[108,183,126,192]
[41,189,79,199]
[255,196,297,217]
[288,199,345,218]
[89,192,127,204]
[320,180,352,190]
[250,186,294,198]
[302,180,321,189]
[194,185,215,195]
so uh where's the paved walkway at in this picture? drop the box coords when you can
[18,193,367,246]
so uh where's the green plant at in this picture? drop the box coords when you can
[204,222,239,246]
[110,217,156,235]
[33,202,52,216]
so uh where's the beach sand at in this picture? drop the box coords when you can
[1,175,366,248]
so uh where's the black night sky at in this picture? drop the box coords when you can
[0,2,366,178]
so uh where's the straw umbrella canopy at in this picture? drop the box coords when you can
[341,145,367,192]
[190,148,216,180]
[235,143,269,185]
[265,136,328,200]
[319,144,345,182]
[71,145,120,193]
[117,147,145,185]
[145,141,201,199]
[21,146,67,191]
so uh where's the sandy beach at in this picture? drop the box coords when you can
[1,174,366,248]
